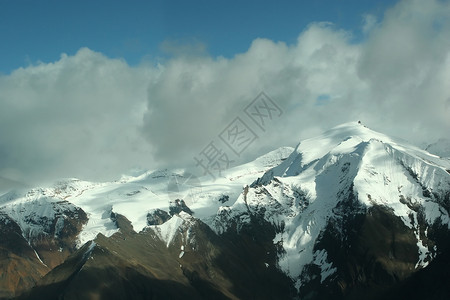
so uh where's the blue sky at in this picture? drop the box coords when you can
[0,0,396,73]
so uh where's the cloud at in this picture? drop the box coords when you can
[0,48,156,185]
[356,0,450,141]
[1,0,449,187]
[142,0,450,170]
[362,14,377,35]
[142,23,361,169]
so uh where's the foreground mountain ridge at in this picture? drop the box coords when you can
[1,122,450,299]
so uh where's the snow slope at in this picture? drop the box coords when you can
[0,147,292,247]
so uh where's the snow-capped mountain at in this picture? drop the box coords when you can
[212,122,450,294]
[1,122,450,299]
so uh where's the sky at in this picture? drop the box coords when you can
[0,0,394,73]
[1,0,450,188]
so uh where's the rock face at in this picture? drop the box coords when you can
[0,198,87,298]
[19,213,295,300]
[146,209,171,226]
[1,122,450,299]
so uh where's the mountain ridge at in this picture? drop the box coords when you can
[1,122,450,299]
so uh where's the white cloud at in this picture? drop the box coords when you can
[142,23,363,169]
[362,14,377,34]
[1,0,449,186]
[0,48,156,184]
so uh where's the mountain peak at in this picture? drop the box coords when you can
[323,121,390,143]
[2,124,450,299]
